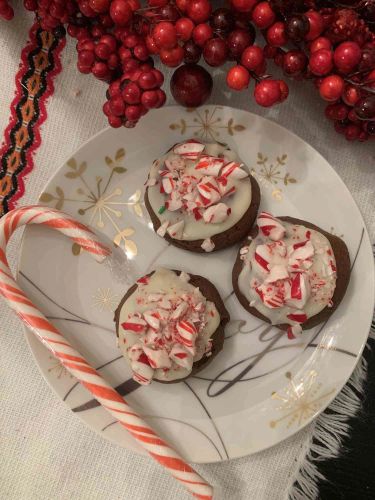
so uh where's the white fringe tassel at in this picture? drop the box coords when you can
[288,349,369,500]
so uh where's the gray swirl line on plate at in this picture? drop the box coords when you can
[100,415,224,461]
[183,380,230,460]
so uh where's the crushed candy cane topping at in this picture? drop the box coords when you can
[238,212,338,333]
[118,268,220,385]
[148,139,251,241]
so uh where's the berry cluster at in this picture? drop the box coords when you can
[103,63,166,127]
[2,1,375,141]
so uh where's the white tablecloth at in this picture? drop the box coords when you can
[1,7,374,500]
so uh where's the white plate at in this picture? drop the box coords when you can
[19,105,374,463]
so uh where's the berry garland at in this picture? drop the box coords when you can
[1,0,374,141]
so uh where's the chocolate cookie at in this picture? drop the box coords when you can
[115,268,229,384]
[232,213,350,335]
[145,139,261,253]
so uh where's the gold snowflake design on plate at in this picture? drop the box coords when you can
[251,153,297,201]
[269,371,334,429]
[48,356,74,379]
[92,287,119,312]
[169,106,245,141]
[39,148,144,258]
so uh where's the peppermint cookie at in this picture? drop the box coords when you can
[145,138,260,253]
[232,212,350,339]
[114,267,229,385]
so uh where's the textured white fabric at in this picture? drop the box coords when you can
[0,7,374,500]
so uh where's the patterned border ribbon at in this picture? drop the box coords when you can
[0,23,65,216]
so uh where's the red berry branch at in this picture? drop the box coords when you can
[1,0,375,141]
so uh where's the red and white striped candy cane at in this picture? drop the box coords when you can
[0,205,213,500]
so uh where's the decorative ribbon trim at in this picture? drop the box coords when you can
[0,22,65,216]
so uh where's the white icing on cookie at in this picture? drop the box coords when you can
[147,139,252,241]
[238,213,337,334]
[118,268,220,384]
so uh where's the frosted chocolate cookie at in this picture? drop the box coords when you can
[232,212,350,339]
[145,138,260,253]
[114,267,229,385]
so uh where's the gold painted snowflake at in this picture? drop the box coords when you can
[39,148,144,258]
[92,287,119,312]
[251,153,296,201]
[269,371,335,429]
[169,106,245,141]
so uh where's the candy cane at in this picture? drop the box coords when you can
[0,205,213,500]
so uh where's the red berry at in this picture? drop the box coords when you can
[319,75,345,102]
[78,50,95,67]
[283,50,307,77]
[92,61,110,79]
[227,29,253,60]
[193,24,214,47]
[109,95,125,116]
[170,64,212,107]
[309,37,331,54]
[153,21,177,50]
[122,58,139,73]
[125,35,141,49]
[226,65,250,90]
[109,80,121,97]
[146,35,159,55]
[186,0,212,24]
[103,101,112,116]
[152,69,164,86]
[278,80,289,102]
[176,0,188,12]
[133,44,149,61]
[77,62,92,74]
[230,0,258,13]
[122,82,141,104]
[241,45,264,71]
[267,22,287,47]
[309,49,333,76]
[203,38,228,67]
[252,2,276,30]
[89,0,110,13]
[364,69,375,89]
[345,124,361,141]
[342,85,361,106]
[155,89,167,108]
[176,18,195,42]
[141,90,160,109]
[159,46,184,67]
[108,115,123,128]
[305,11,323,41]
[77,39,95,52]
[100,34,117,53]
[95,43,111,60]
[183,40,202,64]
[325,103,349,121]
[138,71,157,90]
[125,105,142,121]
[348,109,360,123]
[110,0,132,27]
[334,42,362,74]
[254,80,282,107]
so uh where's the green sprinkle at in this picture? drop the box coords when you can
[158,205,166,214]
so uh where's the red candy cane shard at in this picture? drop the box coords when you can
[0,205,213,500]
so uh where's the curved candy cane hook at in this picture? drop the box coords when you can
[0,205,213,500]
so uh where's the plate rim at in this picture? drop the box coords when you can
[18,105,375,463]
